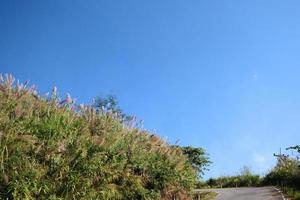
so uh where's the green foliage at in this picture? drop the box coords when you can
[92,94,134,123]
[281,187,300,200]
[177,146,211,178]
[263,147,300,190]
[287,145,300,153]
[205,167,261,188]
[0,74,199,199]
[192,192,217,200]
[262,146,300,200]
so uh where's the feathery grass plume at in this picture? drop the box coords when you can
[0,74,198,200]
[52,86,57,97]
[5,74,15,89]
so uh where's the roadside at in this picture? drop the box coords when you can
[278,186,300,200]
[192,191,218,200]
[194,187,283,200]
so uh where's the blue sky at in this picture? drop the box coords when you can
[1,0,300,179]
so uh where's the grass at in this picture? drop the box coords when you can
[280,187,300,200]
[192,192,217,200]
[0,74,198,200]
[202,192,218,200]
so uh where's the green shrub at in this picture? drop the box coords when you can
[262,146,300,200]
[206,167,261,188]
[263,152,300,188]
[281,187,300,200]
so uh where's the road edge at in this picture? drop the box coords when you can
[274,187,286,200]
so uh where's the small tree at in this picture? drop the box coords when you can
[179,146,211,178]
[93,94,134,122]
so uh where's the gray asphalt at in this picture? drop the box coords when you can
[196,187,283,200]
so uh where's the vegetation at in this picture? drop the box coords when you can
[205,166,261,188]
[280,187,300,200]
[263,146,300,200]
[202,145,300,200]
[0,74,208,199]
[175,146,211,178]
[192,191,217,200]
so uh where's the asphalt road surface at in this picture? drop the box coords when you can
[197,187,283,200]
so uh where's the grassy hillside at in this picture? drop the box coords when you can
[0,74,197,199]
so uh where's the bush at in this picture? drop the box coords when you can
[0,74,198,199]
[206,167,261,188]
[262,148,300,200]
[281,187,300,200]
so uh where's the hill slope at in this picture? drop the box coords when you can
[0,75,196,200]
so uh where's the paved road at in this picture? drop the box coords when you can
[195,187,283,200]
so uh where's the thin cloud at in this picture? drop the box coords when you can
[252,73,258,81]
[252,153,274,175]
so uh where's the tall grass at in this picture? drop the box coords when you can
[0,74,197,200]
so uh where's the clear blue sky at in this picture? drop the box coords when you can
[1,0,300,179]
